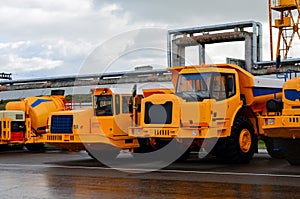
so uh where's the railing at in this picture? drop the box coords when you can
[276,68,300,81]
[0,73,12,80]
[1,118,11,141]
[65,101,91,110]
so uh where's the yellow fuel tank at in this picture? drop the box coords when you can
[6,96,66,134]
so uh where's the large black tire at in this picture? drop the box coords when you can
[85,143,120,164]
[134,138,153,153]
[175,149,191,162]
[155,139,192,162]
[262,137,285,159]
[25,143,45,152]
[214,115,257,164]
[86,151,97,160]
[281,139,300,165]
[133,138,191,163]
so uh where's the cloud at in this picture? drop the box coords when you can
[0,53,62,79]
[80,28,168,74]
[0,0,135,79]
[0,0,282,80]
[103,0,268,26]
[16,56,61,71]
[0,39,95,78]
[0,1,131,41]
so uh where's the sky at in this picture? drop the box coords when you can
[0,0,283,80]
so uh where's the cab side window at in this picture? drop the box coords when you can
[212,74,226,101]
[226,74,236,98]
[122,96,130,113]
[212,73,236,101]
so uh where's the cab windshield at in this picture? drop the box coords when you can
[94,95,113,116]
[176,73,212,101]
[176,72,234,102]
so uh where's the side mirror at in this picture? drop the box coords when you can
[128,97,133,113]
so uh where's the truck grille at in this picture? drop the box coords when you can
[51,115,73,134]
[154,129,170,136]
[47,135,63,141]
[144,101,172,124]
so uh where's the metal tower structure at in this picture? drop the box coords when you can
[269,0,300,60]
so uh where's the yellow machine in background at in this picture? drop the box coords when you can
[130,64,285,163]
[0,110,29,143]
[262,76,300,164]
[0,90,67,151]
[45,88,139,154]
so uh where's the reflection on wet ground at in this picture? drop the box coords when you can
[46,175,300,199]
[0,150,299,199]
[0,171,298,199]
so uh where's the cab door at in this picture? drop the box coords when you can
[211,72,240,136]
[113,95,132,136]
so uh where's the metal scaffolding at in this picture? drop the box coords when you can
[269,0,300,60]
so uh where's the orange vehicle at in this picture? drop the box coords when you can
[129,64,285,163]
[262,76,300,164]
[44,88,140,156]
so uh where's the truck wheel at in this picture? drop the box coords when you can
[86,151,97,160]
[85,143,120,164]
[156,139,192,162]
[175,149,191,162]
[282,139,300,165]
[86,149,120,164]
[224,115,256,163]
[25,143,45,152]
[262,137,285,159]
[134,138,153,153]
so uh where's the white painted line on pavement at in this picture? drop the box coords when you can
[0,163,299,179]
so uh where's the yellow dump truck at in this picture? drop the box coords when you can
[44,88,140,156]
[129,64,285,163]
[262,76,300,164]
[1,90,67,151]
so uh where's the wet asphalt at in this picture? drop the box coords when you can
[0,148,299,199]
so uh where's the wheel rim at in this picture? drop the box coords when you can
[239,129,251,153]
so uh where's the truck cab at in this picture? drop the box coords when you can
[45,88,139,152]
